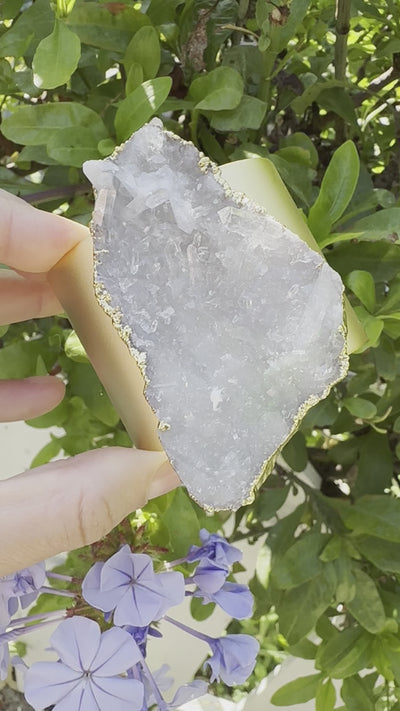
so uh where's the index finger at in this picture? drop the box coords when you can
[0,189,89,273]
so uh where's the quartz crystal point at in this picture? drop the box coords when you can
[83,119,348,511]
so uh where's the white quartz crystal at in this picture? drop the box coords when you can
[83,119,347,511]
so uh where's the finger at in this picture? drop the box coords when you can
[0,271,63,323]
[0,448,181,575]
[0,376,65,422]
[0,189,89,273]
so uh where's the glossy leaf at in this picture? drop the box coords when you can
[342,397,377,420]
[66,2,150,52]
[277,564,336,644]
[210,95,267,131]
[345,270,376,312]
[189,66,243,111]
[355,535,400,574]
[346,567,386,634]
[316,627,372,678]
[2,102,107,147]
[341,675,374,711]
[272,531,327,589]
[124,26,160,80]
[0,0,53,57]
[271,673,323,706]
[308,141,360,240]
[340,495,400,541]
[115,77,172,142]
[315,678,336,711]
[32,19,81,89]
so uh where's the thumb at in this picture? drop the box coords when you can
[0,447,180,576]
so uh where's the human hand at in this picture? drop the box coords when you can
[0,189,180,576]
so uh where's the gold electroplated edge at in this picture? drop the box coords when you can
[89,118,349,512]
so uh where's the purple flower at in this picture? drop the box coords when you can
[82,546,184,627]
[194,582,253,619]
[124,625,162,657]
[24,617,144,711]
[0,563,46,626]
[168,680,209,708]
[205,634,259,686]
[191,560,228,594]
[187,530,242,570]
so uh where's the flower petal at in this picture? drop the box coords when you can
[24,662,82,710]
[91,627,141,676]
[82,562,123,613]
[50,618,101,671]
[91,675,144,711]
[169,680,209,708]
[52,682,85,711]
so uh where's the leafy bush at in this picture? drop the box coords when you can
[1,0,400,707]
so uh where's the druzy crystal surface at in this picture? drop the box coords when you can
[83,119,347,511]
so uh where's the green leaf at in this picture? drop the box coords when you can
[68,363,119,427]
[32,19,81,89]
[30,436,62,468]
[333,555,356,604]
[276,0,310,50]
[316,678,336,711]
[190,595,215,622]
[316,627,372,678]
[348,207,400,242]
[26,398,70,429]
[267,504,306,558]
[346,567,386,633]
[342,397,377,420]
[277,564,336,645]
[163,488,200,558]
[252,483,290,521]
[2,103,107,148]
[355,535,400,574]
[115,77,172,143]
[48,127,105,166]
[318,87,358,128]
[341,675,374,711]
[327,242,400,283]
[64,330,88,363]
[291,79,343,115]
[280,132,318,169]
[339,495,400,542]
[272,532,327,589]
[309,140,360,239]
[281,430,308,472]
[345,270,376,312]
[124,26,160,81]
[356,431,393,495]
[189,66,244,111]
[66,2,150,52]
[125,62,144,95]
[271,673,323,706]
[0,0,54,58]
[210,95,267,131]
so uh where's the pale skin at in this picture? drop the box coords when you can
[0,189,180,576]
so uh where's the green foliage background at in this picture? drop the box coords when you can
[1,0,400,707]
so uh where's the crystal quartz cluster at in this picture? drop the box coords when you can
[83,119,347,511]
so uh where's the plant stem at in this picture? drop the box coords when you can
[335,0,351,81]
[7,609,68,629]
[164,616,212,644]
[39,586,76,599]
[138,649,168,711]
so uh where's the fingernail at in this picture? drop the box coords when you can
[148,461,181,500]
